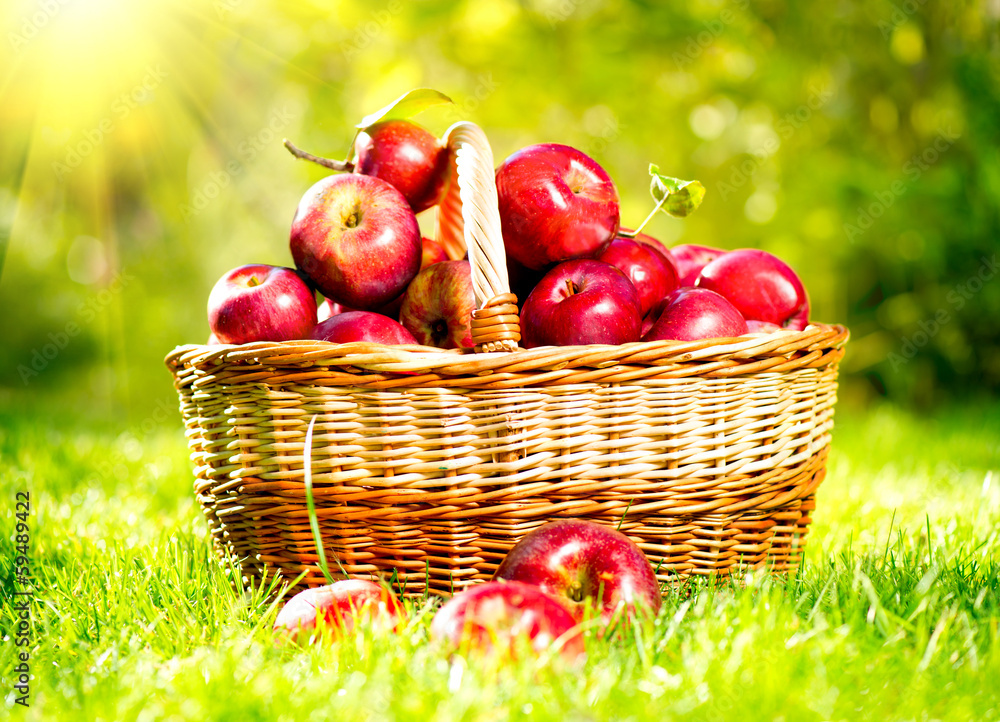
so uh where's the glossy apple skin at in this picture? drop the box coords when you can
[494,519,661,627]
[622,228,676,267]
[327,237,444,324]
[430,581,584,661]
[746,319,783,333]
[400,260,475,349]
[207,264,317,344]
[670,244,726,286]
[496,143,620,270]
[594,237,679,317]
[354,120,448,213]
[312,310,417,345]
[421,236,449,268]
[643,287,748,342]
[695,249,809,330]
[290,173,421,310]
[273,580,405,645]
[317,297,357,322]
[520,260,641,348]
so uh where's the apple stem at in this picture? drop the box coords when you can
[565,279,578,296]
[283,138,354,172]
[619,194,668,239]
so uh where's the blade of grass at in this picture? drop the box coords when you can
[304,414,346,583]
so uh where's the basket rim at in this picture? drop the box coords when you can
[166,322,848,378]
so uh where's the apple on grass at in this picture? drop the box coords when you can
[354,119,448,213]
[430,581,585,661]
[594,236,679,317]
[290,173,422,310]
[493,519,661,628]
[496,143,620,270]
[643,287,748,342]
[670,244,726,286]
[400,260,475,349]
[312,311,417,345]
[273,579,405,645]
[695,249,810,330]
[207,264,317,344]
[520,259,642,348]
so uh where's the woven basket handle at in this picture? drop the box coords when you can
[435,122,520,353]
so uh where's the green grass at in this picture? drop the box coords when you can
[2,400,999,721]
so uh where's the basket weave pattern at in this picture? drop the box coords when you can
[167,122,847,596]
[167,326,845,596]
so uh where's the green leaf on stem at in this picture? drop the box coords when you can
[649,164,706,218]
[355,88,454,130]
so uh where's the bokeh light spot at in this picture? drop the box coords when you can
[689,104,726,140]
[891,24,925,65]
[744,190,776,224]
[67,235,109,285]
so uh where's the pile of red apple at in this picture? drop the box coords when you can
[205,94,810,351]
[273,519,661,661]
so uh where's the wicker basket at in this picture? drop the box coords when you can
[166,122,848,597]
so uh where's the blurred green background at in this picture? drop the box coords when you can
[1,0,998,427]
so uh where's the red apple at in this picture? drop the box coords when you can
[643,287,748,342]
[317,297,356,322]
[354,120,448,213]
[399,260,475,349]
[207,264,317,344]
[420,236,449,269]
[290,173,421,310]
[747,320,783,333]
[496,144,620,270]
[430,581,584,661]
[695,249,809,330]
[593,236,679,316]
[319,294,409,323]
[312,310,418,345]
[273,579,405,645]
[624,228,676,268]
[520,260,641,348]
[640,311,657,339]
[494,519,661,628]
[670,244,726,286]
